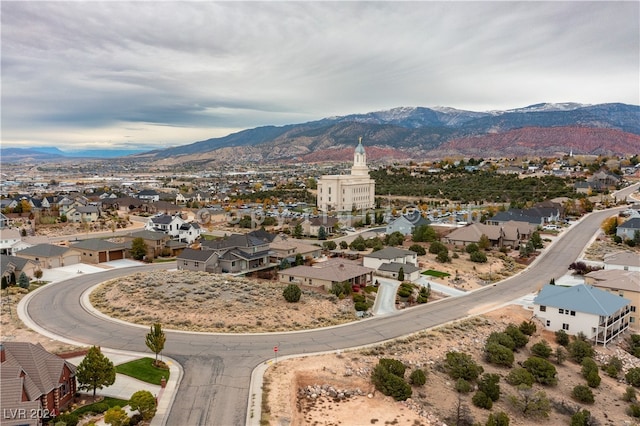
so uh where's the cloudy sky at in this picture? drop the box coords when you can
[2,1,638,152]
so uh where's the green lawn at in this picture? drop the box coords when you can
[116,357,170,385]
[72,397,129,416]
[421,269,451,278]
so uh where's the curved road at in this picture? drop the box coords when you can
[23,200,632,425]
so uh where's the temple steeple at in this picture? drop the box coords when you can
[351,137,369,176]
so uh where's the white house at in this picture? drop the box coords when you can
[533,284,631,346]
[0,228,28,256]
[363,246,420,280]
[145,213,201,244]
[604,251,640,272]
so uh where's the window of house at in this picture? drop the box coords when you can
[559,309,564,314]
[546,320,550,326]
[631,317,636,323]
[631,306,637,312]
[194,262,199,267]
[562,323,569,331]
[539,305,546,312]
[61,381,69,396]
[570,311,576,316]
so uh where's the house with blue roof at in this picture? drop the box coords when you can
[533,284,631,346]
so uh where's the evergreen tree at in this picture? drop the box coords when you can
[317,226,327,240]
[17,272,30,289]
[397,267,405,282]
[76,346,116,398]
[130,237,148,260]
[293,223,303,238]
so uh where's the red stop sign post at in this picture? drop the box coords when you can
[274,345,278,363]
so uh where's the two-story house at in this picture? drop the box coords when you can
[533,284,631,346]
[363,246,420,281]
[584,269,639,330]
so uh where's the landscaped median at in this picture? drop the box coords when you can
[116,357,170,386]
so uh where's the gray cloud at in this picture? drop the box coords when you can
[2,1,638,150]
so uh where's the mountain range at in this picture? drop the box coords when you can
[3,103,639,165]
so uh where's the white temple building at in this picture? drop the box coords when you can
[316,138,376,212]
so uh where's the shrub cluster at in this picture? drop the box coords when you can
[370,358,412,401]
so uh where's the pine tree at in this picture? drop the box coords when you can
[76,346,116,398]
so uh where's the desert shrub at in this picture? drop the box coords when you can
[465,243,479,253]
[128,413,144,425]
[505,324,529,348]
[626,367,640,387]
[572,385,594,404]
[354,300,369,311]
[470,250,487,263]
[581,358,601,388]
[604,356,623,378]
[568,339,595,364]
[627,334,640,358]
[506,368,534,387]
[409,369,427,386]
[478,373,500,401]
[485,411,509,426]
[445,351,483,381]
[622,386,637,402]
[436,249,451,263]
[455,378,472,393]
[408,244,426,256]
[628,403,640,418]
[531,341,552,359]
[554,346,568,365]
[508,385,551,419]
[486,332,515,351]
[371,363,412,401]
[570,409,594,426]
[555,329,570,346]
[484,342,514,367]
[523,357,557,385]
[104,406,128,426]
[378,358,406,378]
[519,320,537,336]
[282,284,301,303]
[472,390,493,409]
[429,241,447,254]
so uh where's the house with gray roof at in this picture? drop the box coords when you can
[377,262,421,281]
[177,248,219,272]
[15,244,81,269]
[363,247,418,271]
[1,255,38,282]
[122,230,171,259]
[0,341,77,423]
[70,238,126,264]
[533,284,631,346]
[386,211,431,236]
[200,233,273,274]
[616,217,640,241]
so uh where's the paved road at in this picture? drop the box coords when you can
[23,203,629,426]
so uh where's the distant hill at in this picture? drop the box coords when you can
[0,147,147,163]
[137,102,640,165]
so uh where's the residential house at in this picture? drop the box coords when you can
[443,223,504,248]
[301,216,340,237]
[363,246,420,281]
[146,201,181,216]
[604,251,640,272]
[122,230,171,259]
[386,211,431,236]
[15,244,81,269]
[0,212,11,229]
[0,228,30,256]
[1,255,38,282]
[137,189,160,202]
[269,235,323,264]
[616,218,640,241]
[145,214,201,244]
[66,205,100,223]
[200,233,273,274]
[278,258,373,291]
[177,248,218,272]
[70,239,126,264]
[486,206,560,227]
[0,341,77,424]
[584,269,640,330]
[533,284,630,346]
